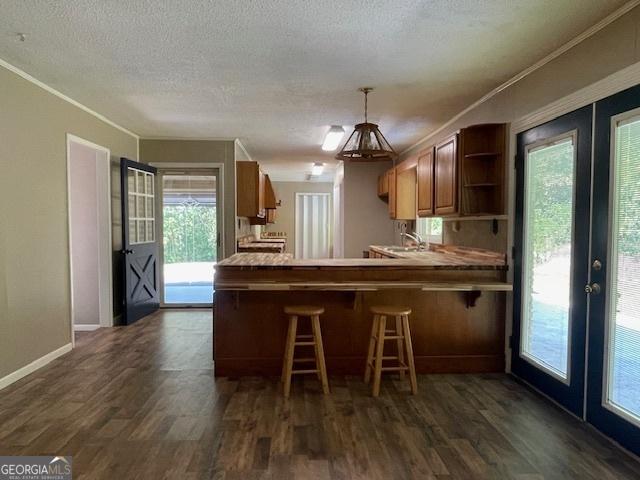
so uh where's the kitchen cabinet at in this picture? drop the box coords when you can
[384,156,417,220]
[377,123,505,219]
[264,174,276,209]
[377,170,389,197]
[387,167,396,218]
[434,134,458,215]
[394,159,417,220]
[417,147,434,217]
[237,161,266,218]
[249,174,278,225]
[458,123,506,215]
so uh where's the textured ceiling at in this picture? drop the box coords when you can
[0,0,628,178]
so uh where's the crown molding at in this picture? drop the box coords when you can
[401,0,640,156]
[141,136,238,141]
[0,57,139,140]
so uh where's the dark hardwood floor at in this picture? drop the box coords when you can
[0,310,638,479]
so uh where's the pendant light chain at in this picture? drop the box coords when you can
[364,89,368,123]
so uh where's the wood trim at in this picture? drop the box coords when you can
[73,325,101,331]
[0,343,73,391]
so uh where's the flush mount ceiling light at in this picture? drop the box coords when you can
[335,87,398,162]
[311,162,325,176]
[322,126,345,151]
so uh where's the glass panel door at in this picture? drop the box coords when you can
[160,172,218,305]
[588,85,640,456]
[513,105,592,416]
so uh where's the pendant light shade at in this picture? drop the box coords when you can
[335,88,398,162]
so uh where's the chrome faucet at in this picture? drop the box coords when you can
[401,231,427,250]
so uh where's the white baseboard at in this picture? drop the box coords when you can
[0,343,73,391]
[74,324,101,332]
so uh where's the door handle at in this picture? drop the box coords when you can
[585,283,601,295]
[122,249,135,255]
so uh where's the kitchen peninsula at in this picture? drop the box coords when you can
[214,246,511,376]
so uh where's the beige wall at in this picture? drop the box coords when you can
[265,181,334,254]
[139,139,237,259]
[0,65,138,380]
[397,5,640,255]
[343,161,395,258]
[402,6,640,159]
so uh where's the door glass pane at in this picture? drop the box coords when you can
[606,115,640,421]
[162,174,217,304]
[127,167,155,245]
[521,136,575,379]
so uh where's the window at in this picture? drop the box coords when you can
[415,217,443,244]
[604,114,640,422]
[521,135,575,380]
[128,168,155,244]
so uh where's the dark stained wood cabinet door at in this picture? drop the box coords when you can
[387,167,397,219]
[434,134,458,215]
[417,147,434,217]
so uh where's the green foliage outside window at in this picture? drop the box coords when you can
[163,205,217,264]
[527,141,574,263]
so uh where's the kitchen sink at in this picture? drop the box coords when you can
[383,246,425,253]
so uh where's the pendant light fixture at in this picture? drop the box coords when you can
[335,87,398,162]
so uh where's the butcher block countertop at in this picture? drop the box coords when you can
[368,243,506,265]
[215,247,510,292]
[218,245,506,270]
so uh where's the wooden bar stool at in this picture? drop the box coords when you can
[364,306,417,397]
[282,305,330,397]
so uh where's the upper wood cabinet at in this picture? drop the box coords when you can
[377,170,389,197]
[386,158,417,220]
[387,167,397,218]
[434,134,458,215]
[264,174,276,209]
[395,159,417,220]
[237,161,266,218]
[417,147,434,217]
[458,123,506,215]
[376,123,505,219]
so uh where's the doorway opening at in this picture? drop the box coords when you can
[159,171,219,306]
[66,134,113,344]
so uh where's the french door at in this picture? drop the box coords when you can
[587,85,640,455]
[513,106,592,416]
[514,87,640,455]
